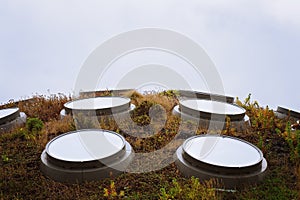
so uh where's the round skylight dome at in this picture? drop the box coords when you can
[46,129,125,163]
[276,106,300,119]
[179,99,246,121]
[0,108,20,125]
[41,129,133,183]
[182,135,263,172]
[64,96,131,116]
[176,135,268,189]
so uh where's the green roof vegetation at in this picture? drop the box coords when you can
[0,91,299,199]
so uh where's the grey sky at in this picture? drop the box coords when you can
[0,0,299,110]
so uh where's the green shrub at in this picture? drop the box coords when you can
[23,118,44,140]
[26,118,44,133]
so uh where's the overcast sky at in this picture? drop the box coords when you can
[0,0,299,110]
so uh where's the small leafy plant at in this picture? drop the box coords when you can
[283,121,300,162]
[159,177,219,200]
[1,154,10,163]
[236,94,279,132]
[23,117,44,140]
[26,118,44,133]
[103,181,125,199]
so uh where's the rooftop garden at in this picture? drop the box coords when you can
[0,91,299,199]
